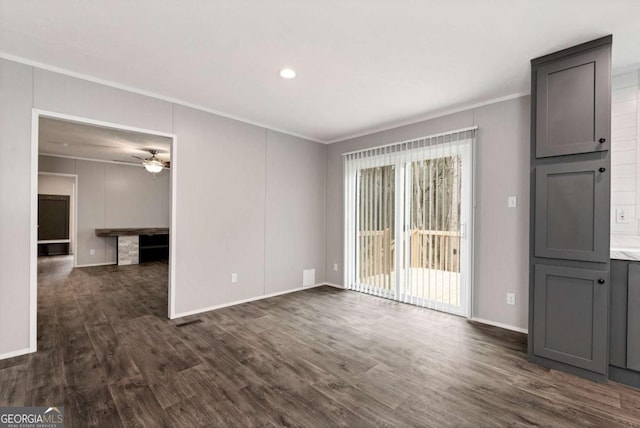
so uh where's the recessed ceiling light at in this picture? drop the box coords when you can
[279,68,296,79]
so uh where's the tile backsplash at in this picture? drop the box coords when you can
[611,69,640,241]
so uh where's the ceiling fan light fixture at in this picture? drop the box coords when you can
[143,158,164,173]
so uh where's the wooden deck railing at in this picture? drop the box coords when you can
[409,229,460,273]
[358,229,460,279]
[359,229,393,280]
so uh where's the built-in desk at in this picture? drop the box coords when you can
[95,228,169,265]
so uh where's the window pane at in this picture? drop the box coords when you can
[358,165,395,292]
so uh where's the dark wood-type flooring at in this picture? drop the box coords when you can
[1,256,640,427]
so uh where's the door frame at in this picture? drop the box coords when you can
[37,172,78,267]
[344,138,475,318]
[30,109,179,352]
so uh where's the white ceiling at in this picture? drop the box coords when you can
[2,1,640,143]
[39,117,171,164]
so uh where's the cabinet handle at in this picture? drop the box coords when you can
[598,279,605,284]
[599,137,606,143]
[599,167,606,173]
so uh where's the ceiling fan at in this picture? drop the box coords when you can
[132,149,170,173]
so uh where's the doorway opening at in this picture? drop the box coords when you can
[38,172,77,266]
[30,110,178,352]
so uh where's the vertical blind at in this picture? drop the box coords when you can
[343,127,476,316]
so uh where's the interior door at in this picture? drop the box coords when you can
[38,194,70,240]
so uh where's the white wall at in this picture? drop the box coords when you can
[611,70,640,242]
[38,174,75,254]
[0,59,32,358]
[171,108,328,312]
[0,58,327,358]
[265,130,327,294]
[326,96,531,331]
[39,156,170,266]
[172,104,267,310]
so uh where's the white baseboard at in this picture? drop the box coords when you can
[470,317,528,334]
[324,282,345,289]
[75,262,117,268]
[171,282,331,319]
[0,347,32,361]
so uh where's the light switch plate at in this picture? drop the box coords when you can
[231,273,238,283]
[508,196,517,208]
[507,293,516,305]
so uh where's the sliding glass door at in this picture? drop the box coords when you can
[400,153,469,315]
[356,164,396,298]
[344,133,473,317]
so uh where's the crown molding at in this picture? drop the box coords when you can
[326,91,530,144]
[0,52,324,143]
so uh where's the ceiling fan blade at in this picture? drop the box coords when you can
[132,155,146,161]
[115,160,141,165]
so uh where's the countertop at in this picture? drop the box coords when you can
[611,249,640,262]
[95,227,169,237]
[611,236,640,261]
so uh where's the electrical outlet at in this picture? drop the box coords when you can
[508,196,517,208]
[231,273,238,283]
[507,293,516,305]
[90,249,95,256]
[616,208,629,224]
[333,263,338,271]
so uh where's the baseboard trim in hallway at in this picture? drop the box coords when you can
[76,262,118,268]
[172,282,332,319]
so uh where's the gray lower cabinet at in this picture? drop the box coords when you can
[535,44,611,158]
[533,264,608,374]
[627,265,640,371]
[610,260,629,368]
[609,259,640,388]
[535,160,609,262]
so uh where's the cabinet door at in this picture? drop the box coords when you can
[535,160,609,262]
[536,47,610,158]
[534,264,608,374]
[610,260,629,368]
[628,265,640,371]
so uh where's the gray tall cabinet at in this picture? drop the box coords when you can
[529,36,612,382]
